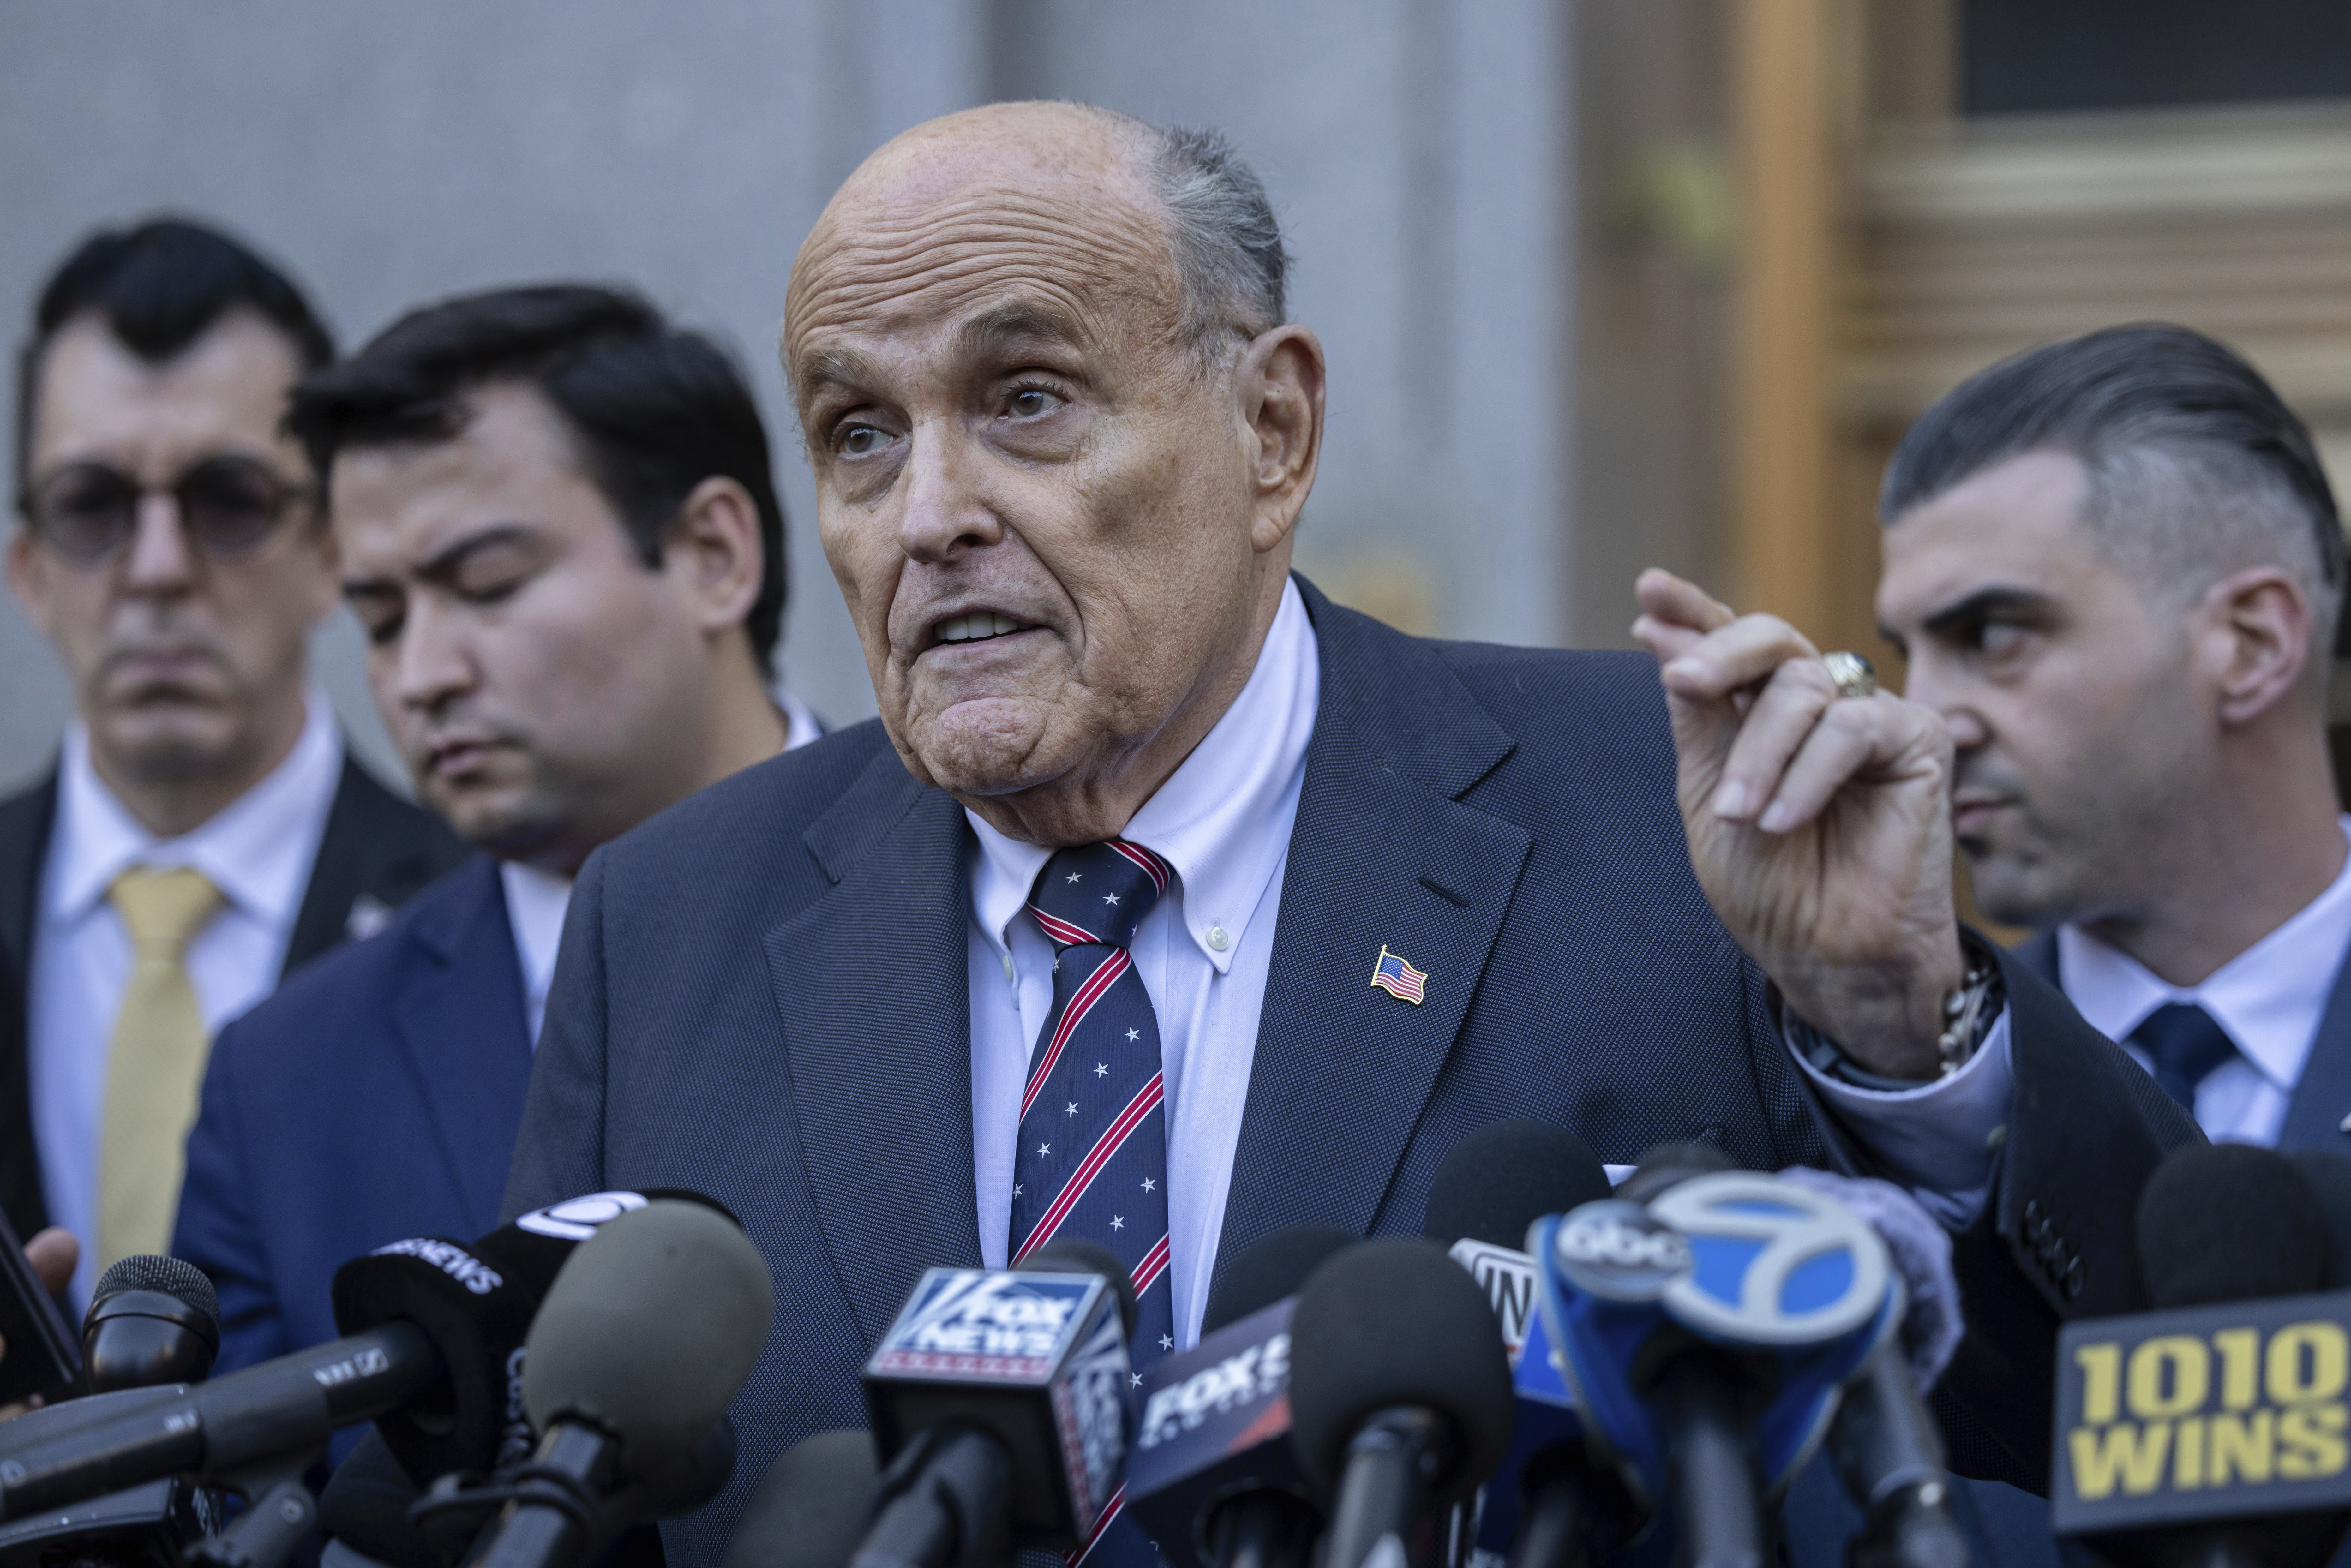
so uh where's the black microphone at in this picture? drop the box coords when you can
[1285,1238,1516,1568]
[463,1201,774,1568]
[81,1255,221,1393]
[2067,1144,2345,1568]
[1130,1226,1356,1568]
[1419,1122,1624,1568]
[721,1430,880,1568]
[854,1244,1136,1568]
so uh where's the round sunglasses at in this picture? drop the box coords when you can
[17,456,313,565]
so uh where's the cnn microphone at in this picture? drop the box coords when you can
[1285,1238,1517,1568]
[852,1240,1137,1568]
[81,1255,222,1393]
[2055,1144,2350,1568]
[721,1430,880,1568]
[462,1201,772,1568]
[1419,1121,1624,1568]
[1128,1226,1355,1568]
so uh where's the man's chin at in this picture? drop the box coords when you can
[894,697,1066,798]
[94,707,243,781]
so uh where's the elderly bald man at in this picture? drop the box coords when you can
[503,104,2192,1563]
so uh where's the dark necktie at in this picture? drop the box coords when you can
[2131,1002,2239,1113]
[1010,841,1176,1567]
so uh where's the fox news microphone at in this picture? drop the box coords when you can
[1128,1226,1355,1568]
[1531,1157,1902,1568]
[2054,1144,2351,1568]
[852,1239,1137,1568]
[1285,1238,1516,1568]
[721,1430,880,1568]
[461,1201,772,1568]
[1419,1122,1625,1568]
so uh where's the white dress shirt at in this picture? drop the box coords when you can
[29,696,343,1305]
[966,580,1319,1350]
[2055,817,2351,1145]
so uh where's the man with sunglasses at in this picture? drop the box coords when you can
[1,219,464,1308]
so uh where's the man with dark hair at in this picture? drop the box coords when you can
[2,218,464,1308]
[493,104,2192,1565]
[1868,322,2344,1563]
[172,283,818,1380]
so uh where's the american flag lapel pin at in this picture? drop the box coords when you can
[1370,945,1429,1005]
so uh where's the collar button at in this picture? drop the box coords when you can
[1206,925,1230,952]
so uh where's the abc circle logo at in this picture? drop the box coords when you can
[1647,1172,1890,1347]
[1551,1200,1693,1302]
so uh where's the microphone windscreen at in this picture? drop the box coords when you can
[524,1201,776,1478]
[1422,1120,1613,1248]
[719,1429,879,1568]
[1204,1224,1357,1333]
[1772,1167,1963,1389]
[2288,1149,2351,1290]
[1019,1237,1138,1339]
[315,1429,444,1568]
[2136,1143,2330,1308]
[1616,1140,1736,1205]
[1285,1238,1516,1505]
[90,1255,219,1326]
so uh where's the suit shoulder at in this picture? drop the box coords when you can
[1424,641,1672,753]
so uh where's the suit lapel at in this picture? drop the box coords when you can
[768,751,981,1347]
[2277,943,2351,1151]
[2011,930,2060,990]
[389,858,536,1235]
[0,771,59,1237]
[1213,581,1531,1293]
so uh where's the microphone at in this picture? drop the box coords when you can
[1285,1238,1517,1568]
[853,1245,1135,1568]
[720,1430,880,1568]
[2057,1143,2350,1568]
[463,1201,773,1568]
[1130,1226,1355,1568]
[81,1255,221,1393]
[1530,1162,1901,1568]
[1418,1122,1624,1568]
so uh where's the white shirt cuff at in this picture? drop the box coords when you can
[1789,1007,2015,1229]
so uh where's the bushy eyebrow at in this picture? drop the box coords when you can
[1880,584,2062,646]
[951,301,1093,363]
[342,523,537,598]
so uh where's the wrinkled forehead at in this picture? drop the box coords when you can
[783,126,1183,401]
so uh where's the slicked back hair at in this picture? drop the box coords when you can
[16,216,334,491]
[1880,323,2347,660]
[285,284,788,674]
[1143,121,1290,358]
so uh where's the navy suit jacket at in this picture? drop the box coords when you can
[175,855,535,1379]
[504,579,2196,1566]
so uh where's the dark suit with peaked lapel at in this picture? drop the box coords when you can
[174,855,535,1381]
[0,754,466,1248]
[504,579,2197,1566]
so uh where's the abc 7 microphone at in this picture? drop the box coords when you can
[1529,1156,1934,1568]
[2050,1144,2351,1568]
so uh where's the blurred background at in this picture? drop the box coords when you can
[4,0,2349,794]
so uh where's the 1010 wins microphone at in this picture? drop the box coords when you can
[461,1201,774,1568]
[1285,1238,1516,1568]
[1127,1225,1356,1568]
[2054,1144,2351,1568]
[1418,1121,1627,1568]
[852,1240,1137,1568]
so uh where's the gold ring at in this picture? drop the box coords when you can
[1823,651,1878,700]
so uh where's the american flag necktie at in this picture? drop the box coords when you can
[1010,839,1175,1566]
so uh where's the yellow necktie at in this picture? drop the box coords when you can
[99,866,224,1270]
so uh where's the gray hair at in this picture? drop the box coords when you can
[1117,117,1290,360]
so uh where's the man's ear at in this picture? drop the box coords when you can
[661,476,765,637]
[1237,324,1326,554]
[5,529,52,635]
[2207,566,2315,725]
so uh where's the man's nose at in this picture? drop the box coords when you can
[119,492,196,594]
[1902,657,1989,750]
[390,599,477,714]
[897,422,1005,563]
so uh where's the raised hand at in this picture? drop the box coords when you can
[1632,569,1963,1078]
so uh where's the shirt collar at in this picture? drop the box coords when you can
[967,578,1320,972]
[498,860,575,1011]
[2057,816,2351,1092]
[47,691,344,930]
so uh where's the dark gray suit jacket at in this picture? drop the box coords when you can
[0,754,466,1243]
[506,579,2197,1564]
